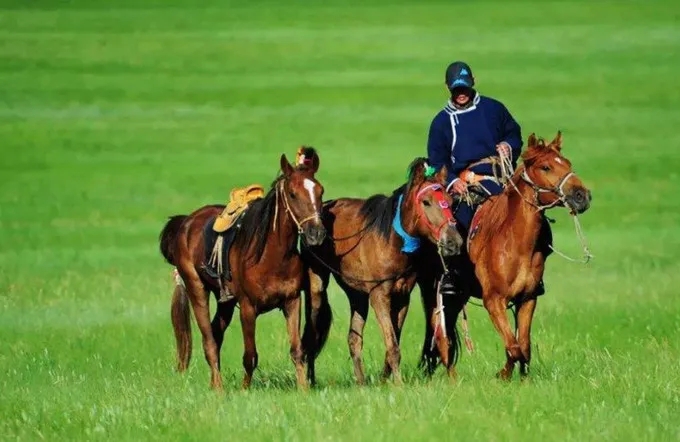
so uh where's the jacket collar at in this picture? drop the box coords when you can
[444,93,481,115]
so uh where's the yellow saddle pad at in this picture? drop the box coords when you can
[213,184,265,233]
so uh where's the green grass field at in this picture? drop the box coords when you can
[2,0,680,440]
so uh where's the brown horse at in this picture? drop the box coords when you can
[159,149,326,391]
[419,132,592,380]
[301,158,464,386]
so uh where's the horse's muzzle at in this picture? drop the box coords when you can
[303,224,326,246]
[566,187,592,214]
[438,224,464,257]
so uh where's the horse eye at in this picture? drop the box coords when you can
[423,200,432,207]
[289,192,296,199]
[541,165,551,172]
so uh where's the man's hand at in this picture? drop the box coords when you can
[448,179,468,195]
[496,142,512,158]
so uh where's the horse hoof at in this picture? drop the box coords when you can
[496,370,512,381]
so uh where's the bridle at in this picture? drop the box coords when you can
[415,183,457,240]
[274,178,320,234]
[510,161,593,263]
[519,168,577,212]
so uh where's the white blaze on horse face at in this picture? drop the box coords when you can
[555,157,563,165]
[303,178,319,218]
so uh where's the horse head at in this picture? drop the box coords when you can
[279,146,326,246]
[521,132,592,214]
[403,158,463,256]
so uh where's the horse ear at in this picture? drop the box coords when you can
[527,133,537,148]
[550,131,563,151]
[410,161,426,186]
[537,137,546,149]
[310,155,320,174]
[280,154,294,176]
[435,164,448,184]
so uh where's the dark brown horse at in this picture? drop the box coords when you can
[159,149,326,391]
[419,132,592,380]
[301,158,464,386]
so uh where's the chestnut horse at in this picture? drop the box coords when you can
[301,158,464,386]
[158,149,326,391]
[419,132,592,380]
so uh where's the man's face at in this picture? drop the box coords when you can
[451,86,474,106]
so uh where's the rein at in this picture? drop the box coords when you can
[301,181,454,285]
[301,240,413,284]
[498,152,593,264]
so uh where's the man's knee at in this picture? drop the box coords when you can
[454,203,474,231]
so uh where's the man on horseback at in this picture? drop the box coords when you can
[427,61,552,296]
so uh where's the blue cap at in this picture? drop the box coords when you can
[445,61,474,90]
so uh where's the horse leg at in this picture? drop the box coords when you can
[184,275,223,391]
[370,288,403,385]
[211,297,236,370]
[239,299,258,389]
[382,293,410,379]
[442,293,468,380]
[483,294,521,381]
[418,280,440,377]
[516,297,537,379]
[283,296,308,390]
[347,290,369,385]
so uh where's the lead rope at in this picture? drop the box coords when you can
[432,247,475,353]
[461,304,474,353]
[548,214,594,263]
[430,249,449,352]
[430,273,448,352]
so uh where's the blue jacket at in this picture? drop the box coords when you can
[427,94,523,190]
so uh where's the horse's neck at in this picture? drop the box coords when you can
[265,191,299,261]
[504,176,544,251]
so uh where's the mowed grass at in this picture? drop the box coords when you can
[1,0,680,440]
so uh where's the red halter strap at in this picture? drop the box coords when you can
[415,184,456,238]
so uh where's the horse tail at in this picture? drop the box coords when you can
[159,215,187,265]
[171,278,192,372]
[302,274,333,360]
[314,291,333,357]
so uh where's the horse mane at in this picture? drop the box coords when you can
[478,141,554,240]
[358,185,405,241]
[357,157,433,241]
[234,146,319,264]
[475,192,511,241]
[233,177,281,264]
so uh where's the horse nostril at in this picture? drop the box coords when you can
[573,189,586,203]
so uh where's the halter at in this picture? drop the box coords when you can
[519,169,576,212]
[415,183,456,239]
[392,183,457,254]
[274,179,319,234]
